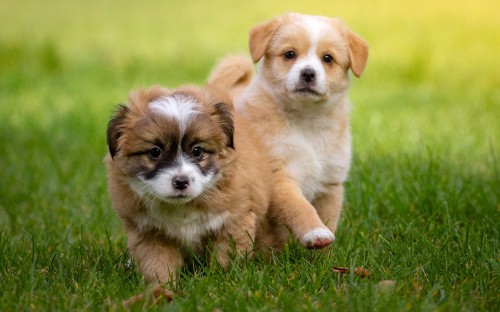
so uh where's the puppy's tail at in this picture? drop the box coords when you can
[207,54,255,100]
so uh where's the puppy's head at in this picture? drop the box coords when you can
[249,13,368,103]
[107,85,234,204]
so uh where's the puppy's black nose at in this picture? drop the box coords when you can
[172,176,190,190]
[300,68,316,83]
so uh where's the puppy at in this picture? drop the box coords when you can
[208,13,368,246]
[105,85,287,285]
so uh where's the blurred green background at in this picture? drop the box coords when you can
[1,0,498,154]
[0,0,498,309]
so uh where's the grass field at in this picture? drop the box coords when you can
[1,0,499,310]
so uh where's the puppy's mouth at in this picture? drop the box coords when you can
[161,194,194,204]
[294,87,321,96]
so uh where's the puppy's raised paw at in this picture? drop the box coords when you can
[301,227,335,249]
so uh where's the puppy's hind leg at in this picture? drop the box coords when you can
[211,211,258,268]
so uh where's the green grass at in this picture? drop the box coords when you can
[1,0,499,310]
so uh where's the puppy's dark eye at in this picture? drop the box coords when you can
[192,146,204,159]
[322,54,334,64]
[148,147,162,159]
[284,51,296,60]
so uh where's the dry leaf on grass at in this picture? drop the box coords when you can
[331,266,372,278]
[122,286,173,308]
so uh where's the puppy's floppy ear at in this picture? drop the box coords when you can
[346,30,369,78]
[107,104,129,158]
[249,17,281,63]
[211,102,234,150]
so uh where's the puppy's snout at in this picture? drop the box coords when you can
[172,176,190,190]
[300,68,316,83]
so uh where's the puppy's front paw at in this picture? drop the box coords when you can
[301,227,335,249]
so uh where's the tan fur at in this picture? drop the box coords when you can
[207,55,255,100]
[105,85,287,285]
[209,13,368,247]
[249,17,281,62]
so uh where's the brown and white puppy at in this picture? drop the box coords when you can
[208,13,368,247]
[105,85,287,285]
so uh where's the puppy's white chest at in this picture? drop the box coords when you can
[136,205,229,245]
[272,124,350,201]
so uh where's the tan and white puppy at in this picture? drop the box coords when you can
[105,85,287,285]
[209,13,368,247]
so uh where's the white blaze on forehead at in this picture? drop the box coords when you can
[149,95,199,133]
[300,15,345,45]
[286,16,334,95]
[301,15,328,47]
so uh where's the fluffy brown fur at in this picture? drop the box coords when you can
[208,13,369,247]
[105,85,287,285]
